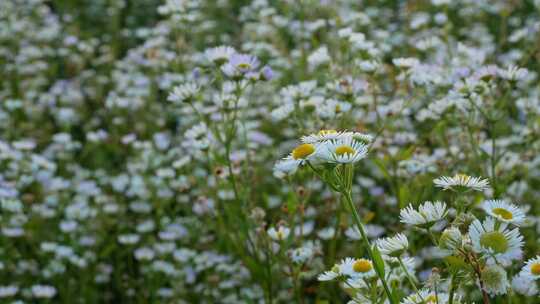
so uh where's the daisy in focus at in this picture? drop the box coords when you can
[273,143,319,176]
[468,217,523,265]
[318,137,368,164]
[433,174,490,192]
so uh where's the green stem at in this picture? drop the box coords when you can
[398,257,422,300]
[448,273,456,304]
[342,190,396,304]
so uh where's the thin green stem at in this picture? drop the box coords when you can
[448,273,456,304]
[342,190,396,304]
[398,256,422,300]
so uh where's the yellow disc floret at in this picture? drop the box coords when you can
[425,294,437,303]
[292,144,315,160]
[353,259,372,273]
[335,145,355,156]
[492,208,513,220]
[531,263,540,275]
[480,231,508,254]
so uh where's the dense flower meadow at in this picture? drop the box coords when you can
[2,0,540,303]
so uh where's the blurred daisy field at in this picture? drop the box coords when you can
[3,0,540,303]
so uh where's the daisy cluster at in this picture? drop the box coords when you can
[2,0,540,303]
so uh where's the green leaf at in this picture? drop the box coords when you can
[287,191,298,214]
[371,245,386,278]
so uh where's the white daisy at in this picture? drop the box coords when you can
[400,201,447,227]
[481,200,525,225]
[339,258,376,279]
[267,226,290,241]
[301,130,353,144]
[481,264,509,296]
[377,233,408,257]
[204,45,236,64]
[520,255,540,281]
[273,143,319,176]
[468,217,523,265]
[318,264,340,281]
[318,137,368,164]
[433,174,490,192]
[351,132,373,145]
[512,273,538,296]
[168,83,200,103]
[439,227,463,252]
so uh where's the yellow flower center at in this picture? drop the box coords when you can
[455,173,470,182]
[335,145,355,155]
[492,208,513,220]
[353,259,372,273]
[480,231,508,254]
[237,63,251,70]
[292,144,315,160]
[531,263,540,275]
[318,129,337,136]
[425,294,437,303]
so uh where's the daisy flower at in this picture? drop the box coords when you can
[318,264,340,281]
[273,143,319,176]
[468,217,523,265]
[204,45,235,65]
[339,258,376,279]
[481,264,509,296]
[221,53,260,78]
[400,201,447,227]
[512,273,538,296]
[318,137,368,164]
[167,83,199,103]
[301,130,353,144]
[439,227,463,252]
[433,174,490,192]
[377,233,408,257]
[520,256,540,281]
[351,132,373,145]
[481,199,525,225]
[267,226,290,241]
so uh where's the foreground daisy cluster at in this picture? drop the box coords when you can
[2,0,540,303]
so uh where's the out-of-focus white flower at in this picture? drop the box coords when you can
[168,83,199,103]
[267,226,290,241]
[520,255,540,281]
[31,285,57,298]
[512,273,538,296]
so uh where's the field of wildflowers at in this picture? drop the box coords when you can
[2,0,540,303]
